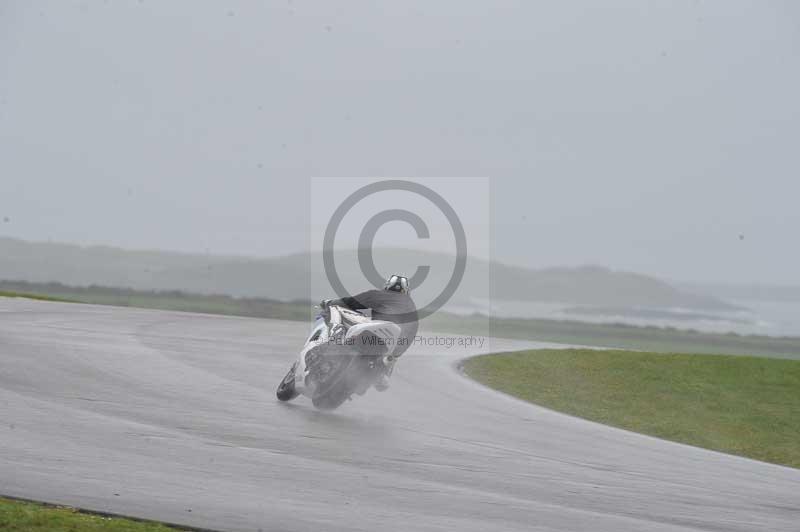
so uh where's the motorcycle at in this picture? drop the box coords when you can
[276,304,402,410]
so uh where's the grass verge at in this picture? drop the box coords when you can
[0,290,75,303]
[0,281,310,321]
[463,349,800,468]
[0,497,187,531]
[427,313,800,359]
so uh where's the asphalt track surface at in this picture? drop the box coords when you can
[1,299,799,531]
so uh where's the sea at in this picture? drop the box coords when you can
[446,298,800,338]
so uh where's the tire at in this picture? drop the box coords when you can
[310,354,372,410]
[311,387,351,410]
[309,348,354,394]
[276,363,299,402]
[311,350,358,410]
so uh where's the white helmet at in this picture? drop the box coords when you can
[383,274,410,294]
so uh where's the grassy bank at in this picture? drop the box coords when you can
[2,279,799,359]
[463,349,800,468]
[0,290,74,303]
[0,497,185,532]
[0,280,310,321]
[426,313,800,360]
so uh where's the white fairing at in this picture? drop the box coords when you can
[293,306,401,398]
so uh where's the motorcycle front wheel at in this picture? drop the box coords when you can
[276,362,299,402]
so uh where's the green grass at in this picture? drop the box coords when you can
[0,497,183,532]
[0,290,75,303]
[463,349,800,468]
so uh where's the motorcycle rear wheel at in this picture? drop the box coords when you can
[312,387,351,410]
[310,350,358,410]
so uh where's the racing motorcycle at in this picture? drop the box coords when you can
[275,304,401,410]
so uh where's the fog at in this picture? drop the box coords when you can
[1,1,798,284]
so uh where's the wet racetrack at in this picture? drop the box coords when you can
[1,299,799,531]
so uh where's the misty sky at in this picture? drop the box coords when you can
[1,1,798,284]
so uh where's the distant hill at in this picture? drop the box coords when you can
[0,237,736,311]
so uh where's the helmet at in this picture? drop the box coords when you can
[383,274,410,294]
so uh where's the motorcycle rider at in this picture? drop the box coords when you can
[321,274,417,391]
[276,274,417,402]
